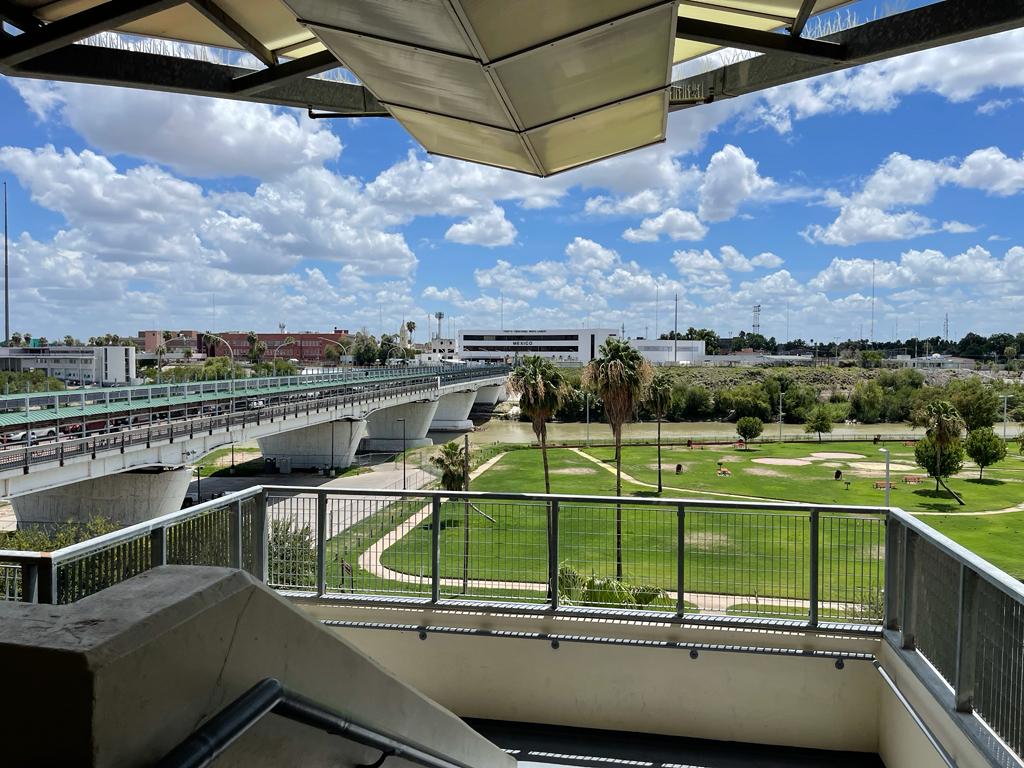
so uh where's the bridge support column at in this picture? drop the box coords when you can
[257,418,366,472]
[472,384,503,412]
[362,400,439,452]
[430,390,477,432]
[10,467,192,526]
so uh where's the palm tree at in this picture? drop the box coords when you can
[647,372,672,493]
[582,338,653,578]
[406,320,416,344]
[508,355,566,495]
[430,441,466,492]
[924,400,966,503]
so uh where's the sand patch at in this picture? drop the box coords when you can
[752,457,811,466]
[809,452,866,460]
[685,532,729,551]
[820,461,843,468]
[550,467,597,475]
[744,467,784,478]
[651,463,689,472]
[853,461,916,472]
[717,455,744,463]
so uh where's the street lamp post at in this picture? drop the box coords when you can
[879,447,891,507]
[318,337,350,372]
[396,418,407,489]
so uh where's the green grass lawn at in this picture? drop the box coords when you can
[379,447,885,606]
[581,440,1024,514]
[924,512,1024,580]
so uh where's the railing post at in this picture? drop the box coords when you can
[20,561,38,603]
[900,529,918,650]
[809,509,819,627]
[431,495,441,603]
[548,499,560,610]
[37,557,56,604]
[676,504,686,616]
[254,490,268,583]
[150,525,167,567]
[229,500,243,570]
[954,565,979,713]
[316,491,327,597]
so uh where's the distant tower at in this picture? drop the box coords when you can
[278,322,286,334]
[752,304,761,336]
[434,311,445,341]
[944,312,949,342]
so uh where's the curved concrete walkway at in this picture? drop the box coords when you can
[357,452,864,615]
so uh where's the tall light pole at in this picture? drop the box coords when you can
[3,180,8,345]
[203,332,236,411]
[778,390,783,442]
[273,336,295,365]
[318,337,349,370]
[879,447,891,507]
[1000,394,1010,441]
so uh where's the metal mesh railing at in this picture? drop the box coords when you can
[1,563,21,601]
[973,579,1024,756]
[911,537,960,685]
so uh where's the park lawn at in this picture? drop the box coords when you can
[924,512,1024,581]
[380,447,884,604]
[582,441,1024,515]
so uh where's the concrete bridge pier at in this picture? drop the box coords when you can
[430,390,477,432]
[471,384,504,413]
[362,400,439,452]
[10,467,192,527]
[257,418,366,472]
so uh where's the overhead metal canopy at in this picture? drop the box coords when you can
[1,0,1024,176]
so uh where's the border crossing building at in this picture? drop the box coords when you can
[459,329,617,364]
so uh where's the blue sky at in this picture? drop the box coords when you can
[1,9,1023,344]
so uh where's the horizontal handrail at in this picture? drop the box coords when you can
[155,677,476,768]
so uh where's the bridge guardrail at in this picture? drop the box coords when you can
[0,367,508,475]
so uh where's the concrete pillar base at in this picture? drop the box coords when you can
[10,467,192,526]
[361,437,433,452]
[258,419,366,471]
[472,384,503,409]
[429,419,475,432]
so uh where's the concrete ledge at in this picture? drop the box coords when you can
[0,567,514,768]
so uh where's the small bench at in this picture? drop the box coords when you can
[902,440,916,447]
[873,481,892,490]
[903,475,923,485]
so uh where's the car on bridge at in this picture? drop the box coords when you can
[1,427,58,445]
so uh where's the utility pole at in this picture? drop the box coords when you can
[3,180,8,344]
[655,285,659,339]
[870,260,875,343]
[778,390,783,442]
[673,293,678,364]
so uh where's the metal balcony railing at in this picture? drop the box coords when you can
[4,486,1023,763]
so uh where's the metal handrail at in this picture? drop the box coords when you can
[155,677,476,768]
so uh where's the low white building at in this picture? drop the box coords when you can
[459,328,618,363]
[428,337,457,356]
[631,338,705,365]
[0,345,137,385]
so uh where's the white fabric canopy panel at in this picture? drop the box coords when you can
[285,0,679,176]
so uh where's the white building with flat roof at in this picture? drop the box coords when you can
[0,345,136,385]
[631,338,705,365]
[459,329,617,363]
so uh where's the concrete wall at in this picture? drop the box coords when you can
[430,390,477,431]
[10,466,191,525]
[0,567,515,768]
[258,418,366,471]
[362,400,439,452]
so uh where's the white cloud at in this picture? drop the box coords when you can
[697,144,776,222]
[444,205,517,247]
[13,80,341,180]
[803,147,1024,245]
[622,208,707,243]
[977,98,1014,115]
[751,252,784,268]
[565,237,620,272]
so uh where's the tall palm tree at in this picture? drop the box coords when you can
[406,320,416,344]
[508,355,566,494]
[430,441,466,492]
[582,338,653,578]
[924,400,966,503]
[648,372,673,493]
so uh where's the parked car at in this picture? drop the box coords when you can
[247,399,266,410]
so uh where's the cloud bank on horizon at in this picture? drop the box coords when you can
[1,22,1023,343]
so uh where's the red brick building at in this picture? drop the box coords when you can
[202,331,351,363]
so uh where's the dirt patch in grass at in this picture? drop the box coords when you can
[752,457,811,466]
[744,467,784,478]
[821,461,843,468]
[809,452,866,460]
[717,455,744,463]
[550,467,597,475]
[651,462,689,472]
[685,532,729,551]
[852,461,917,472]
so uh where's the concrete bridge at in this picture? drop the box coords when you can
[0,365,507,525]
